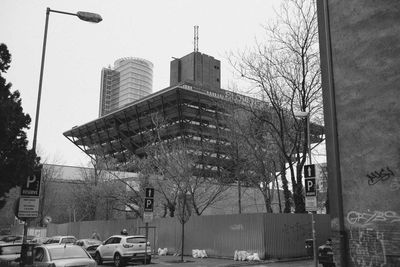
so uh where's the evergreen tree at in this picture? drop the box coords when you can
[0,43,37,208]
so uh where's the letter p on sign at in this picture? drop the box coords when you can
[305,178,316,196]
[144,198,154,212]
[26,176,36,188]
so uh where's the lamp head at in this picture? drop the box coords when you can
[77,11,102,23]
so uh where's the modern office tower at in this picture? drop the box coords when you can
[99,57,153,117]
[170,52,221,91]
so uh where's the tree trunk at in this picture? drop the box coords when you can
[294,164,305,213]
[280,160,292,213]
[274,174,282,213]
[262,190,273,213]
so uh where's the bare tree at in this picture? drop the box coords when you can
[224,103,286,213]
[36,163,62,226]
[229,0,323,213]
[71,158,128,221]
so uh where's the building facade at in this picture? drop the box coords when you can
[99,57,153,117]
[170,52,221,91]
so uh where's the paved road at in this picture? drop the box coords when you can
[97,255,315,267]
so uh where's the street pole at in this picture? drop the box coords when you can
[21,8,102,267]
[32,8,50,153]
[307,114,318,267]
[144,222,148,264]
[20,8,51,266]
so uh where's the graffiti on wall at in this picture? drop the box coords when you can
[347,210,400,226]
[349,228,386,267]
[366,167,396,185]
[390,176,400,191]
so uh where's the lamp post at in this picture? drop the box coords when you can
[294,110,317,267]
[32,7,102,152]
[21,8,102,266]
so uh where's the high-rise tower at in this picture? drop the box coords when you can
[170,52,221,92]
[99,57,153,117]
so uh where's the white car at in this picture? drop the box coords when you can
[94,235,151,266]
[0,243,22,265]
[30,244,96,267]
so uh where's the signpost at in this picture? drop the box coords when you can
[18,170,42,219]
[304,164,318,267]
[143,187,154,264]
[19,167,42,266]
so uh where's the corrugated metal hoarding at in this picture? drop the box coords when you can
[44,213,330,259]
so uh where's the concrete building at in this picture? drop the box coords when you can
[170,52,221,91]
[99,57,153,117]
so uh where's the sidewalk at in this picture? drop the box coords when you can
[149,255,314,267]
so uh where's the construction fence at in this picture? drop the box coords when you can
[45,213,330,259]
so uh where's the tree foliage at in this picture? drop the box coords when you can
[0,43,37,208]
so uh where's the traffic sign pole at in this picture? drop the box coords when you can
[144,187,154,265]
[19,166,42,267]
[304,164,318,267]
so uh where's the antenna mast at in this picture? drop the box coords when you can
[194,25,199,52]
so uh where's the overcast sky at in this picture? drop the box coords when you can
[1,0,281,167]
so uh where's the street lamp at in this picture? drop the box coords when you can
[21,7,102,266]
[294,110,317,267]
[32,7,102,152]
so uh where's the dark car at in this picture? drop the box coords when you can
[75,239,102,257]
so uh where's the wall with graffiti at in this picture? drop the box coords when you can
[318,0,400,266]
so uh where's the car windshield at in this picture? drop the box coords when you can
[60,238,76,244]
[126,237,146,243]
[49,246,89,260]
[0,245,21,255]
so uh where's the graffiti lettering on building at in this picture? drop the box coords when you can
[349,228,386,267]
[390,176,400,191]
[347,210,400,225]
[366,167,395,185]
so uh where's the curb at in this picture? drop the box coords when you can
[153,255,313,267]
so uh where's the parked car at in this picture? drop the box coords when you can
[30,244,96,267]
[0,243,22,265]
[0,235,35,244]
[30,237,50,244]
[75,238,102,257]
[94,235,151,266]
[43,235,77,245]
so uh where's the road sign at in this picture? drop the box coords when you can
[143,212,153,223]
[18,197,39,218]
[144,197,154,212]
[304,164,316,178]
[145,188,154,198]
[21,169,42,197]
[305,178,317,196]
[304,164,317,212]
[305,196,317,211]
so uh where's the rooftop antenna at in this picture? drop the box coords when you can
[194,25,199,52]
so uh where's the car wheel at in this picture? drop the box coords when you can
[114,253,125,267]
[94,252,103,265]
